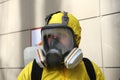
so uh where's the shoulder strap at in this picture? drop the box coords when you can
[31,59,43,80]
[31,58,96,80]
[83,58,96,80]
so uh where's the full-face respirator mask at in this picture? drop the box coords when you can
[35,11,83,69]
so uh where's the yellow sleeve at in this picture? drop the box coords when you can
[92,61,106,80]
[17,61,33,80]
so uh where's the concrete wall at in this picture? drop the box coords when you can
[0,0,120,80]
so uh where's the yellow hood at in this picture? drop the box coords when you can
[48,12,81,46]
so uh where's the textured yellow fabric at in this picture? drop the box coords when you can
[92,61,105,80]
[17,61,105,80]
[48,12,81,46]
[41,61,89,80]
[17,61,33,80]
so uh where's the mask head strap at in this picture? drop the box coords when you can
[62,12,69,25]
[45,11,69,25]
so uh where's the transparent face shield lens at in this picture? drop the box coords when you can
[42,28,75,54]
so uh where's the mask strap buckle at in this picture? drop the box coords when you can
[62,12,69,25]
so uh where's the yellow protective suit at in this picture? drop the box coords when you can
[17,12,105,80]
[17,60,105,80]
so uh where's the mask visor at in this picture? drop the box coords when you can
[41,27,75,54]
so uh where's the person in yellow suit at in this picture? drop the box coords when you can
[17,11,105,80]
